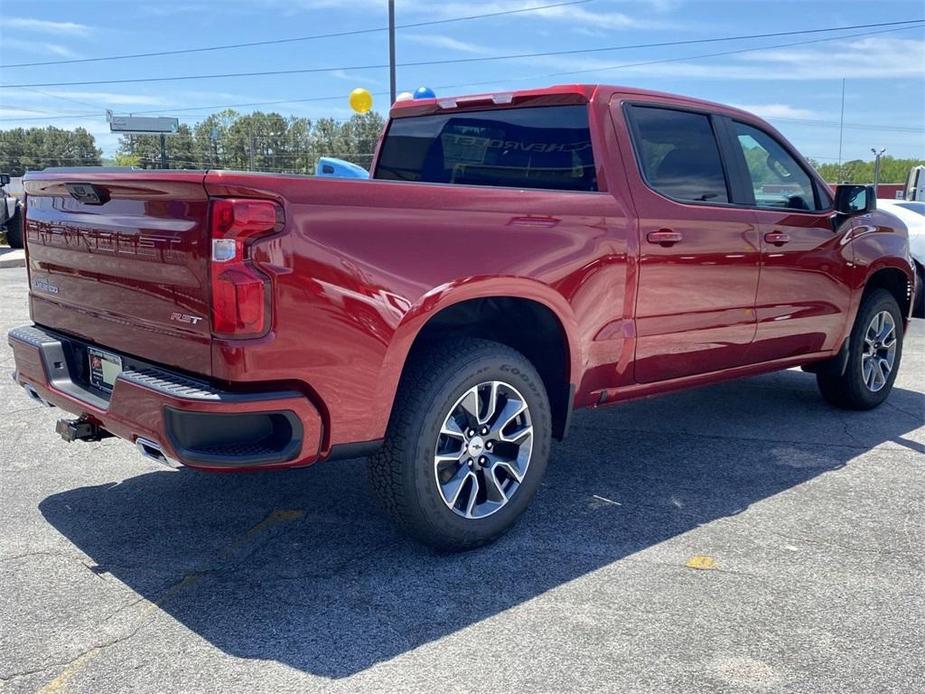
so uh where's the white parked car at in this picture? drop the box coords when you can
[878,199,925,317]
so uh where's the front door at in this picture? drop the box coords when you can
[728,120,853,361]
[618,102,760,383]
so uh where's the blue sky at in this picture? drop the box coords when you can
[0,0,923,161]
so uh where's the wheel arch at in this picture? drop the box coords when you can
[375,279,582,442]
[862,263,914,321]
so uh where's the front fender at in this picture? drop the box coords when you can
[845,212,916,327]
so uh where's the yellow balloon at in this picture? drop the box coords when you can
[349,88,373,114]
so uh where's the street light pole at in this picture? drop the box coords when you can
[837,78,846,181]
[871,147,886,190]
[388,0,397,105]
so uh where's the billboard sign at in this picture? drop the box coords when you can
[109,115,179,134]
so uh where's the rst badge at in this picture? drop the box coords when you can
[170,312,203,326]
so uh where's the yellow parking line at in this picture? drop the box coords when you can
[37,650,99,694]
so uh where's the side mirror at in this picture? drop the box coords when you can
[834,184,877,216]
[0,174,10,186]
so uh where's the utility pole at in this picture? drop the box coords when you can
[837,77,846,182]
[871,147,886,190]
[388,0,397,104]
[159,133,168,169]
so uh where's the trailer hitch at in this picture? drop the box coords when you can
[56,417,113,443]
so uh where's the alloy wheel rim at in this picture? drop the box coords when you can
[861,310,897,393]
[433,380,533,519]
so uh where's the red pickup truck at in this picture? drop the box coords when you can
[9,84,915,549]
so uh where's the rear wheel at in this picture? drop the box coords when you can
[368,339,551,550]
[816,288,904,410]
[4,206,23,249]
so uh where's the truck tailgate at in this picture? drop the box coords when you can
[23,172,213,375]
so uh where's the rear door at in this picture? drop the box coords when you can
[617,101,760,383]
[23,172,213,375]
[724,119,852,360]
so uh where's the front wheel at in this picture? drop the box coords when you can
[368,339,551,551]
[816,288,904,410]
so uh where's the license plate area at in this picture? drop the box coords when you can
[88,347,123,392]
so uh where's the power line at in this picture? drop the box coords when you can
[1,19,922,89]
[17,86,102,110]
[2,24,923,141]
[0,0,593,69]
[430,24,923,91]
[773,117,924,134]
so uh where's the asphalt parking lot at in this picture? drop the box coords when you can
[0,265,922,694]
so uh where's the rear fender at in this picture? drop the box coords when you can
[370,277,582,440]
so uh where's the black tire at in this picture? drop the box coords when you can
[4,205,23,249]
[368,338,551,551]
[816,288,904,410]
[914,263,924,319]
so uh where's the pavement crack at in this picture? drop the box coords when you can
[0,550,87,565]
[835,414,867,448]
[767,530,913,558]
[259,539,404,585]
[0,619,149,685]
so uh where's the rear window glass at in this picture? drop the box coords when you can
[627,105,729,204]
[374,105,597,192]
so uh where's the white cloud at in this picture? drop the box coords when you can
[406,34,494,55]
[512,35,925,82]
[50,91,169,107]
[277,0,670,29]
[0,17,92,37]
[730,104,818,119]
[329,70,383,86]
[519,3,646,29]
[0,38,82,59]
[4,89,169,108]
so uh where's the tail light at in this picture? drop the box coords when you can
[209,198,282,338]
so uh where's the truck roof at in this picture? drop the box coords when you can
[389,83,757,122]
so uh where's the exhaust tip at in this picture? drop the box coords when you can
[24,384,55,408]
[135,437,176,467]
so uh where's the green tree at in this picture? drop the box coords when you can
[809,156,925,184]
[117,123,196,169]
[112,109,388,173]
[113,153,141,167]
[0,126,101,175]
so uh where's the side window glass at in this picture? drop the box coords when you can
[627,106,729,204]
[734,122,819,211]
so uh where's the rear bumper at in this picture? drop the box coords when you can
[8,325,323,471]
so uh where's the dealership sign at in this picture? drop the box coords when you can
[108,114,179,134]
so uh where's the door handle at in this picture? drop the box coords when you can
[764,231,791,246]
[508,215,560,228]
[646,229,683,247]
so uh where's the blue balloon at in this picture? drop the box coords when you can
[413,86,436,100]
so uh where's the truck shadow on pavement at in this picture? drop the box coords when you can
[39,370,923,678]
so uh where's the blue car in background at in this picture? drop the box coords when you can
[316,157,369,179]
